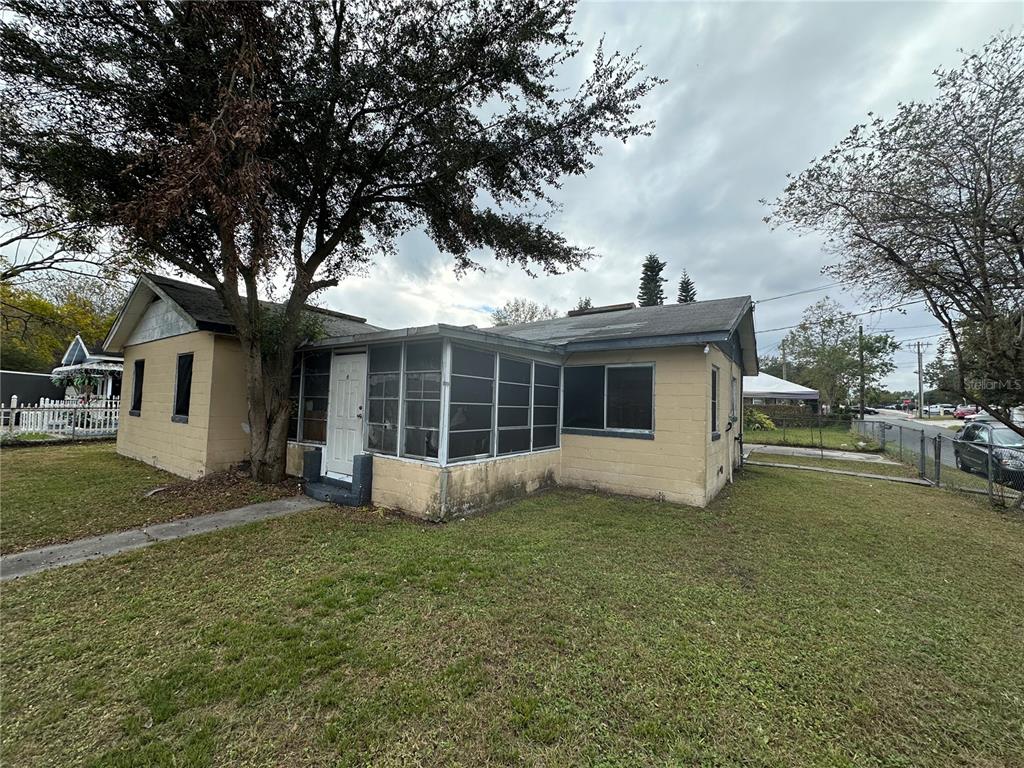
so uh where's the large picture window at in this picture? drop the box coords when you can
[449,345,495,461]
[367,344,401,453]
[402,341,442,459]
[563,364,654,433]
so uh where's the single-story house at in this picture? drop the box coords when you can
[104,274,758,518]
[51,333,123,399]
[742,372,818,406]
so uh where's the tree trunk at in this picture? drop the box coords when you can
[240,332,296,483]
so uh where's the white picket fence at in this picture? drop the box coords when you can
[2,396,121,439]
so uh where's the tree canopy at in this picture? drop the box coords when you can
[637,253,666,306]
[765,33,1024,435]
[0,0,662,479]
[490,297,560,326]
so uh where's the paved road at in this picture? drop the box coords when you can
[862,412,960,470]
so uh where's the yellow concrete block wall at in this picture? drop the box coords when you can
[371,456,444,518]
[442,450,560,518]
[117,331,217,479]
[560,347,709,507]
[204,335,252,471]
[704,345,743,503]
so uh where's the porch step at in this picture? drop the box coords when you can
[304,479,360,506]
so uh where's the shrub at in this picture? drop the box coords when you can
[744,408,776,431]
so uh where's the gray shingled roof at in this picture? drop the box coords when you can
[147,274,382,337]
[487,296,752,346]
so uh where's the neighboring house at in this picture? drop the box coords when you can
[0,370,65,408]
[742,372,819,407]
[104,275,758,516]
[51,334,124,399]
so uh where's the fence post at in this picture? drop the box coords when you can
[898,426,903,461]
[71,407,78,440]
[986,442,994,502]
[7,395,17,434]
[934,436,941,486]
[918,429,926,479]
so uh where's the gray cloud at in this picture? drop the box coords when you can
[322,1,1020,391]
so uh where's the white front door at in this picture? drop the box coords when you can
[325,353,367,477]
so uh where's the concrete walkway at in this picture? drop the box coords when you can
[745,443,900,464]
[1,496,322,582]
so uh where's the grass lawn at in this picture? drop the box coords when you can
[3,469,1023,766]
[746,423,880,452]
[0,443,300,553]
[747,450,919,479]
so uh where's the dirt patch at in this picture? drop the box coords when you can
[148,471,303,517]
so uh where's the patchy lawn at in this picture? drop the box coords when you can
[2,469,1023,766]
[747,424,880,451]
[747,450,920,479]
[0,443,300,553]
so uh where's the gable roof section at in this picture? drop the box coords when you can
[62,333,123,364]
[105,274,382,351]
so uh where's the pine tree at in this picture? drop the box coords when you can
[637,254,667,306]
[677,270,697,303]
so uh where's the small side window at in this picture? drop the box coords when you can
[710,365,720,436]
[173,353,194,422]
[130,359,145,416]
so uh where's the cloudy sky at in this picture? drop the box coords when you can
[317,0,1019,391]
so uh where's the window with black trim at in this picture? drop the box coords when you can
[532,363,560,448]
[711,365,720,435]
[564,364,653,433]
[130,359,144,415]
[367,344,401,453]
[173,353,193,422]
[402,341,442,459]
[497,356,531,455]
[449,345,495,460]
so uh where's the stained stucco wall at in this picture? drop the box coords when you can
[559,347,710,507]
[370,456,444,518]
[117,331,216,479]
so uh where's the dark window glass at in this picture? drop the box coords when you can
[303,368,330,397]
[368,424,398,453]
[532,426,557,449]
[405,341,442,372]
[498,406,529,427]
[533,406,558,426]
[368,344,401,373]
[404,428,439,459]
[173,353,194,419]
[532,385,559,407]
[449,403,492,431]
[130,359,145,413]
[405,372,441,398]
[499,357,531,384]
[449,429,491,460]
[305,349,331,376]
[451,345,494,378]
[498,428,531,455]
[711,366,719,434]
[368,372,400,398]
[451,375,493,404]
[498,382,530,406]
[303,397,328,442]
[288,354,302,440]
[534,364,559,387]
[606,366,653,430]
[563,366,604,429]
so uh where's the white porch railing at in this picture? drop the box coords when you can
[2,395,121,439]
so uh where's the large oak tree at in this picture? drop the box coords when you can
[0,0,662,480]
[765,33,1024,437]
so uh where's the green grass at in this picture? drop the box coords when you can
[0,443,300,553]
[746,424,880,452]
[3,470,1023,766]
[747,451,919,479]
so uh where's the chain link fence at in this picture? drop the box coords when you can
[744,415,879,454]
[854,419,1023,506]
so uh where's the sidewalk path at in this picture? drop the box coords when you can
[745,443,901,464]
[1,496,322,581]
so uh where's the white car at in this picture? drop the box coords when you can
[925,403,955,416]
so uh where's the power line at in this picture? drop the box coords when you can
[755,299,929,335]
[755,282,844,304]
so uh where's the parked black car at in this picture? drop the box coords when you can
[953,421,1024,489]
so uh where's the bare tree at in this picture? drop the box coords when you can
[765,33,1024,436]
[490,297,560,326]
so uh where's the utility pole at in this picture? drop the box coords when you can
[858,323,865,420]
[781,339,787,380]
[916,341,924,419]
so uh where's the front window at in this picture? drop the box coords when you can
[448,345,495,461]
[367,344,401,453]
[563,364,654,433]
[711,365,720,435]
[402,341,442,459]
